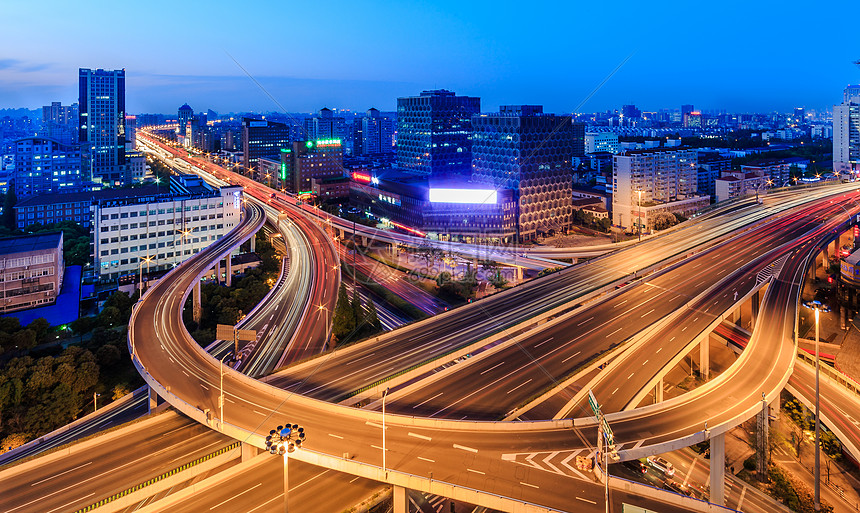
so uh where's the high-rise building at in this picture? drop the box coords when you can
[834,85,860,174]
[41,102,79,144]
[396,89,480,178]
[279,139,344,194]
[12,136,84,198]
[681,104,695,118]
[178,104,193,136]
[79,68,127,185]
[621,104,641,119]
[241,118,292,171]
[471,105,577,241]
[304,108,347,142]
[612,147,707,230]
[353,108,394,156]
[125,115,137,151]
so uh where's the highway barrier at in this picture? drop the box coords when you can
[73,441,240,513]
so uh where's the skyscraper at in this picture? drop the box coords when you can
[353,108,394,156]
[834,85,860,174]
[79,68,127,185]
[241,118,292,172]
[304,108,347,141]
[396,89,480,179]
[178,104,193,138]
[471,105,578,241]
[41,101,79,144]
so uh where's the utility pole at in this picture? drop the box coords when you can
[814,307,821,511]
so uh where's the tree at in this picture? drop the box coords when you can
[331,284,356,344]
[651,212,679,231]
[351,288,364,329]
[2,188,16,231]
[365,299,382,332]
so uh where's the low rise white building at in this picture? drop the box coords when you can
[93,174,242,282]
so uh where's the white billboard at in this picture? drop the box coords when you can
[429,188,497,205]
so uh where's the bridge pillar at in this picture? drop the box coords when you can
[751,290,760,326]
[700,338,710,381]
[655,377,663,403]
[147,385,158,414]
[225,256,232,287]
[757,394,769,482]
[193,280,202,324]
[250,234,256,253]
[393,485,408,513]
[710,432,725,506]
[241,442,259,462]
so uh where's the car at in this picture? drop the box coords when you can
[646,456,675,477]
[622,459,648,474]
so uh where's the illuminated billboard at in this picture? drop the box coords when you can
[429,188,497,204]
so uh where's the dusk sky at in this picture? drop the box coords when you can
[1,0,857,115]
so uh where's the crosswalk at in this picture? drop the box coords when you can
[755,253,789,285]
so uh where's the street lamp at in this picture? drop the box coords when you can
[138,256,153,294]
[265,423,306,513]
[382,387,390,475]
[814,307,821,511]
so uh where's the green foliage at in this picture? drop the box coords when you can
[537,267,563,278]
[330,282,383,346]
[651,211,679,231]
[571,209,611,233]
[768,465,833,513]
[332,284,356,344]
[23,221,92,266]
[437,270,478,301]
[480,260,508,289]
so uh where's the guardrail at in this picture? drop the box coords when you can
[72,441,240,513]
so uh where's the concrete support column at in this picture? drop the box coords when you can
[751,290,760,327]
[732,307,741,327]
[393,486,408,513]
[250,234,256,253]
[148,385,158,414]
[710,432,725,506]
[700,338,710,381]
[225,256,232,287]
[241,442,258,462]
[655,377,663,403]
[193,280,202,324]
[757,394,769,482]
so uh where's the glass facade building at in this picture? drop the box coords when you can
[79,68,127,185]
[396,89,480,179]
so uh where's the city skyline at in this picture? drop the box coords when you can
[2,0,858,114]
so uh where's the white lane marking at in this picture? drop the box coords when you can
[290,469,331,491]
[454,444,478,453]
[656,347,663,353]
[418,456,435,463]
[612,388,619,395]
[252,410,267,416]
[408,432,432,441]
[642,360,648,366]
[246,495,280,513]
[627,372,635,380]
[349,476,361,483]
[210,482,263,509]
[507,379,533,394]
[737,485,748,511]
[182,370,189,377]
[521,482,539,489]
[467,468,485,474]
[328,433,344,439]
[365,421,387,429]
[640,309,655,318]
[412,393,443,409]
[606,327,623,338]
[201,384,209,390]
[31,461,93,486]
[480,362,505,375]
[561,351,582,364]
[45,494,95,513]
[576,497,597,504]
[613,300,628,308]
[534,337,554,348]
[371,445,388,451]
[577,317,594,326]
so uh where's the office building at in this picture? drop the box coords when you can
[280,139,345,194]
[15,187,160,229]
[12,136,85,198]
[612,148,706,230]
[471,105,579,241]
[681,104,695,118]
[0,232,64,313]
[41,102,78,144]
[353,108,394,156]
[93,175,243,281]
[834,85,860,174]
[697,151,731,200]
[177,104,193,137]
[304,108,347,142]
[79,68,127,185]
[241,118,292,171]
[125,115,137,151]
[585,132,620,154]
[740,159,793,186]
[622,104,641,119]
[396,89,480,178]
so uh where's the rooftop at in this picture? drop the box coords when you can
[0,232,62,256]
[16,186,163,208]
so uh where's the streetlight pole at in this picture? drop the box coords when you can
[382,387,389,476]
[219,352,230,426]
[265,423,306,513]
[93,392,100,413]
[814,307,821,511]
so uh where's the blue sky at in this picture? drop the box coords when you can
[0,0,856,114]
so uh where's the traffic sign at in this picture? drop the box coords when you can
[216,324,234,341]
[237,329,256,341]
[588,390,600,418]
